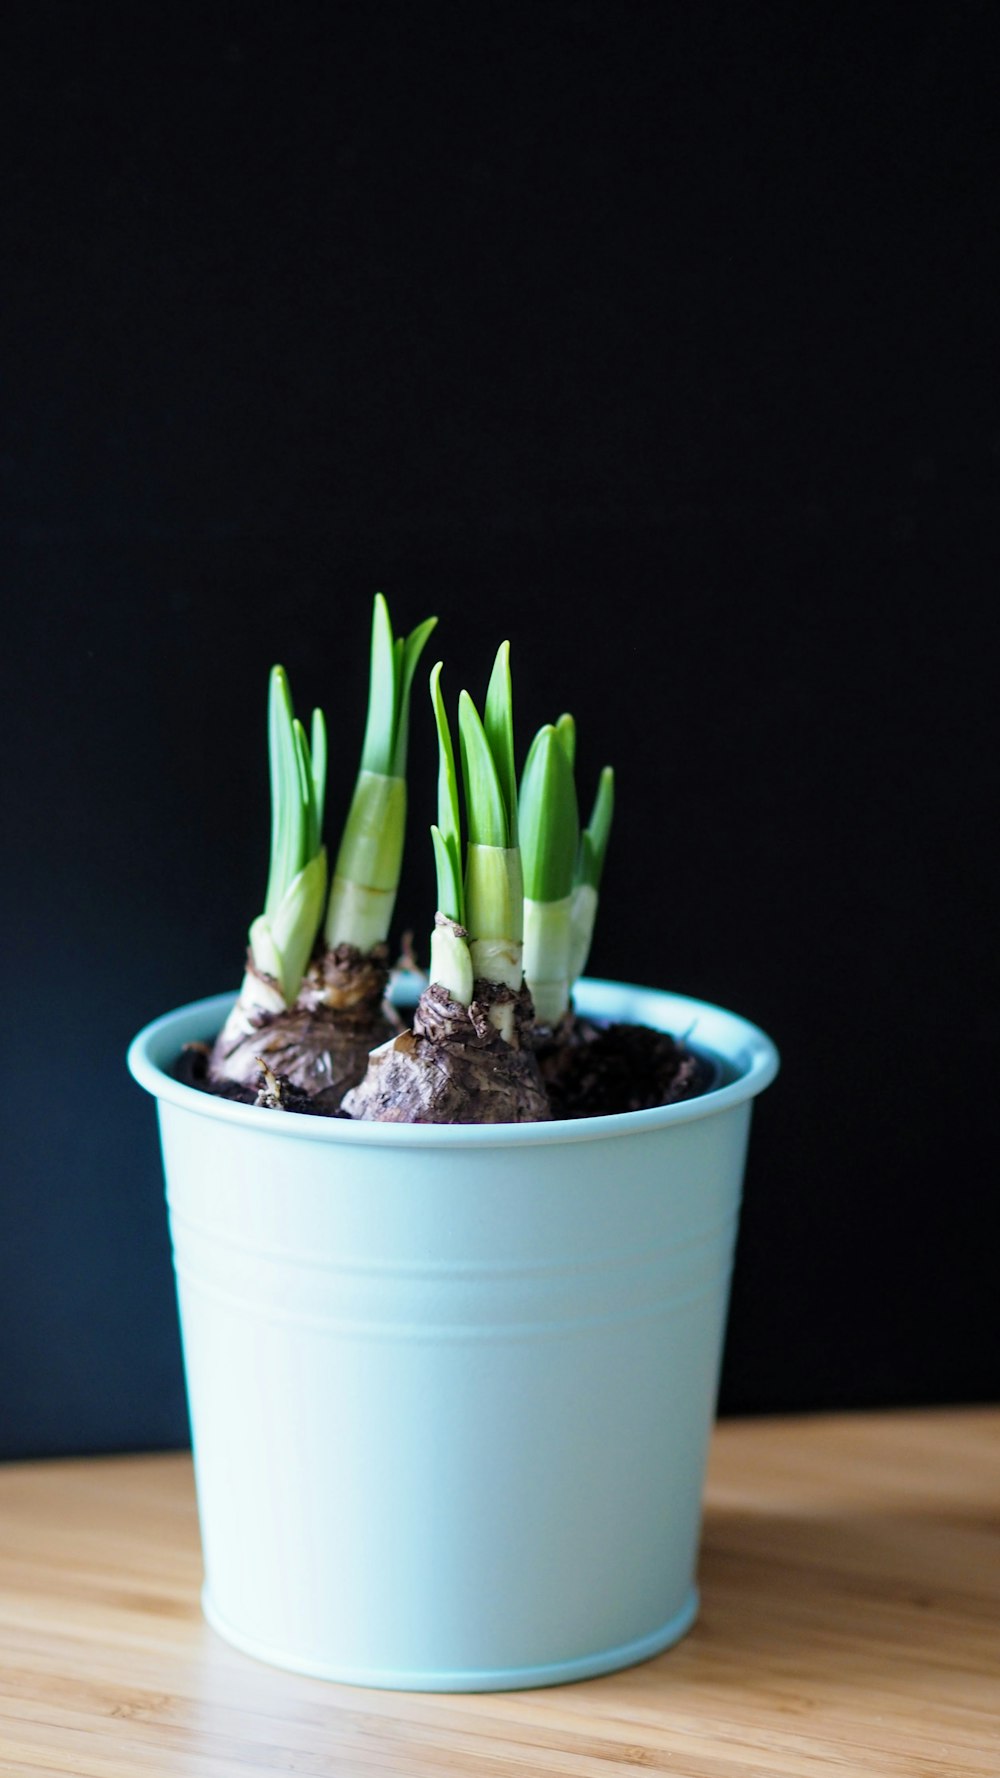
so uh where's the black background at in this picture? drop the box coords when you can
[3,3,997,1459]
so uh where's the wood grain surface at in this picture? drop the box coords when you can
[1,1409,997,1776]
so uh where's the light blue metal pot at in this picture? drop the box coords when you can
[128,978,778,1691]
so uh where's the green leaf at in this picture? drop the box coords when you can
[264,666,287,918]
[431,824,464,925]
[458,691,508,847]
[430,661,461,856]
[359,593,397,775]
[519,725,579,901]
[555,712,576,769]
[262,666,327,922]
[292,718,314,862]
[392,615,438,777]
[576,831,598,889]
[253,666,327,983]
[265,665,305,921]
[483,641,518,844]
[310,707,327,842]
[269,848,329,1000]
[445,827,463,907]
[392,635,404,714]
[577,765,615,890]
[358,594,437,778]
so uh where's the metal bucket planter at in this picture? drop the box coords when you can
[128,977,778,1691]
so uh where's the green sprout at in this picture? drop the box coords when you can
[247,666,328,1003]
[428,644,524,1031]
[568,761,615,985]
[518,719,580,1024]
[324,594,437,952]
[519,712,614,1018]
[429,660,463,925]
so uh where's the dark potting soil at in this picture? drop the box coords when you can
[535,1020,713,1119]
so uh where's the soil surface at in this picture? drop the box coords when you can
[177,1015,715,1122]
[535,1017,714,1119]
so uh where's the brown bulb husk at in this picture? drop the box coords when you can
[342,981,551,1124]
[208,943,398,1111]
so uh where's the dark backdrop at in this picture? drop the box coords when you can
[3,3,997,1459]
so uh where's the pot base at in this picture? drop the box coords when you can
[201,1584,700,1692]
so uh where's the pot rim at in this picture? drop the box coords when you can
[128,977,779,1149]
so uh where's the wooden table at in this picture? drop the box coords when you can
[1,1409,997,1776]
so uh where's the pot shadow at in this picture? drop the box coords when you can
[635,1502,1000,1699]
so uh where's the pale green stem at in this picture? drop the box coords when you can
[325,771,406,950]
[464,843,524,1041]
[215,920,291,1054]
[429,917,474,1006]
[235,949,288,1016]
[567,881,599,986]
[465,844,524,991]
[325,879,399,953]
[523,894,573,1025]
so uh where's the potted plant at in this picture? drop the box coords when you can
[128,602,779,1691]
